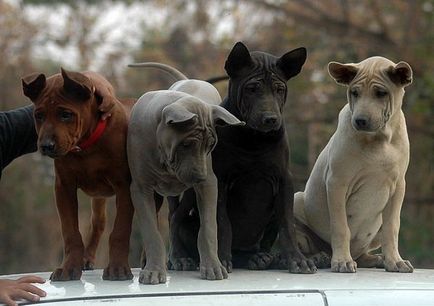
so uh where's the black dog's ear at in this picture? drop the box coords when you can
[277,47,307,80]
[387,61,413,87]
[61,67,93,101]
[224,42,254,77]
[212,105,245,127]
[22,73,46,101]
[163,103,198,126]
[328,62,359,85]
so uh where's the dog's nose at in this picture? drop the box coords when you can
[262,114,278,126]
[40,141,56,155]
[354,116,370,130]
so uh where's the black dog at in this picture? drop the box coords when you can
[168,42,316,274]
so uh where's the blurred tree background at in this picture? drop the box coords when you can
[0,0,432,274]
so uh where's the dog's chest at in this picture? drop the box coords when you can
[154,174,188,196]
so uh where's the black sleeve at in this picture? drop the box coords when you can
[0,105,38,178]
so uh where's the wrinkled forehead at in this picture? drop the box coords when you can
[35,75,85,108]
[248,52,287,82]
[352,57,396,87]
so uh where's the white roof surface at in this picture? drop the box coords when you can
[2,268,434,305]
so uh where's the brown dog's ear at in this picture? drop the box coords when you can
[328,62,359,85]
[22,73,46,101]
[163,104,198,126]
[61,67,93,101]
[277,47,307,80]
[212,105,245,127]
[387,61,413,87]
[224,42,254,78]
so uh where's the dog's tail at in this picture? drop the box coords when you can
[205,75,229,84]
[128,62,188,81]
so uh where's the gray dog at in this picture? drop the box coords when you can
[294,56,414,273]
[127,63,244,284]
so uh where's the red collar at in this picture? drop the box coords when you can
[71,119,108,152]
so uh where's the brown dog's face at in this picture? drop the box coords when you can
[22,69,98,158]
[157,99,243,185]
[328,57,413,133]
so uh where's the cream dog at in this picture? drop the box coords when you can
[294,56,414,273]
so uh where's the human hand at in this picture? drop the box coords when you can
[0,276,46,306]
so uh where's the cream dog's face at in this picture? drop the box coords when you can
[156,98,243,185]
[328,56,412,132]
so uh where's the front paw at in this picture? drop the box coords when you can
[331,257,357,273]
[169,257,198,271]
[248,252,274,270]
[385,259,414,273]
[200,260,228,280]
[139,267,167,284]
[50,266,82,281]
[103,264,133,280]
[281,255,317,274]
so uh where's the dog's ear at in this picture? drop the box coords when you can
[61,67,93,101]
[22,73,46,101]
[387,61,413,87]
[212,105,245,127]
[277,47,307,80]
[328,62,358,85]
[224,42,254,77]
[163,104,198,126]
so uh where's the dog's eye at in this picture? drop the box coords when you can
[350,89,359,98]
[34,112,45,122]
[375,89,388,98]
[276,85,286,95]
[181,141,192,147]
[245,83,260,93]
[59,110,74,122]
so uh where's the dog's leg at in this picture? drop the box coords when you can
[381,179,413,272]
[194,172,228,280]
[217,181,233,272]
[140,192,164,268]
[50,177,84,281]
[168,191,199,271]
[326,177,357,272]
[103,185,134,280]
[83,197,106,270]
[247,215,278,270]
[131,181,167,284]
[278,171,317,274]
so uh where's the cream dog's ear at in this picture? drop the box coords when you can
[387,61,413,87]
[212,105,245,127]
[328,62,358,85]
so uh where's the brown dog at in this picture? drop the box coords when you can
[22,68,135,281]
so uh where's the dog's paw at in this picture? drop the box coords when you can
[139,268,167,284]
[169,257,198,271]
[310,251,331,269]
[220,259,233,273]
[102,265,133,281]
[248,252,274,270]
[50,267,82,281]
[331,258,357,273]
[283,257,317,274]
[385,259,414,273]
[200,261,228,280]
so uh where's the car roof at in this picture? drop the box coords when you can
[2,268,434,305]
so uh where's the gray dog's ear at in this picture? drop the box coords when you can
[387,61,413,87]
[212,105,245,127]
[224,42,254,78]
[277,47,307,80]
[328,62,359,85]
[22,73,46,101]
[61,67,93,101]
[163,104,198,126]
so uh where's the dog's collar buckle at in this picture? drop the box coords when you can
[71,119,108,153]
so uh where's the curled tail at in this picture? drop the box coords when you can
[128,62,188,81]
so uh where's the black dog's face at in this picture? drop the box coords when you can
[225,42,307,133]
